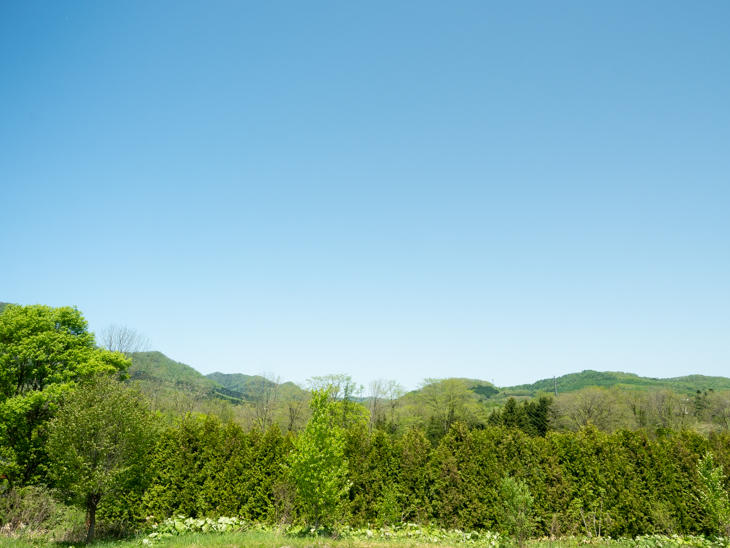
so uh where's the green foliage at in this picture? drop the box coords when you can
[139,415,290,523]
[489,396,552,436]
[346,425,404,526]
[142,519,503,547]
[8,300,730,543]
[144,516,247,544]
[499,476,535,546]
[46,375,156,542]
[412,378,487,442]
[130,352,218,391]
[287,388,350,528]
[697,452,730,536]
[0,485,82,541]
[397,426,434,523]
[0,304,129,484]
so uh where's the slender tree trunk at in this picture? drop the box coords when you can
[86,494,100,543]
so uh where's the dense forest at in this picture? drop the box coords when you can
[2,303,730,543]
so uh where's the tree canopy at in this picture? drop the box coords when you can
[47,375,156,543]
[0,304,129,483]
[287,388,350,528]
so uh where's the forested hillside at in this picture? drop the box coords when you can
[129,351,220,393]
[207,371,307,401]
[502,370,730,397]
[128,350,730,436]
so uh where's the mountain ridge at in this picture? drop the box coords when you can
[501,369,730,398]
[113,351,730,400]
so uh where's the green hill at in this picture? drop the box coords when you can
[500,370,730,398]
[402,370,730,406]
[127,351,247,403]
[207,372,306,401]
[206,371,259,394]
[126,353,308,406]
[401,378,500,404]
[129,351,219,392]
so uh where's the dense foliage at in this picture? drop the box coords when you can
[47,376,157,542]
[286,389,350,527]
[3,303,730,544]
[0,305,129,485]
[88,413,730,539]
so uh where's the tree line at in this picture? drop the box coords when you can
[2,304,730,542]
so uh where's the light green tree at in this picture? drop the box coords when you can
[697,452,730,536]
[416,378,485,441]
[287,388,350,528]
[47,375,156,543]
[307,373,364,428]
[499,475,535,547]
[0,304,129,484]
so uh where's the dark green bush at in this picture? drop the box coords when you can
[82,417,726,538]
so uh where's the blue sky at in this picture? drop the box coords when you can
[2,2,728,389]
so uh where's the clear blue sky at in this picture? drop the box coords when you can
[2,2,728,389]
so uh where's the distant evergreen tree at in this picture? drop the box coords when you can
[489,397,552,437]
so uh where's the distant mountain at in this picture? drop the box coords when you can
[127,351,245,403]
[206,371,260,394]
[400,370,730,404]
[125,352,307,404]
[500,370,730,398]
[0,302,11,312]
[129,351,218,391]
[401,378,500,403]
[207,371,306,401]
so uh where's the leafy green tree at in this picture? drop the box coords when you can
[287,388,350,528]
[47,375,156,543]
[0,304,129,484]
[499,475,535,547]
[307,374,363,428]
[417,378,485,442]
[697,452,730,536]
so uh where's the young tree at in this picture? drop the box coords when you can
[499,475,535,548]
[0,305,129,484]
[697,452,730,536]
[47,375,156,543]
[308,374,363,428]
[287,388,350,528]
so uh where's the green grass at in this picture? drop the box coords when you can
[2,531,727,548]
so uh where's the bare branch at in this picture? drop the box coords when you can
[98,324,151,356]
